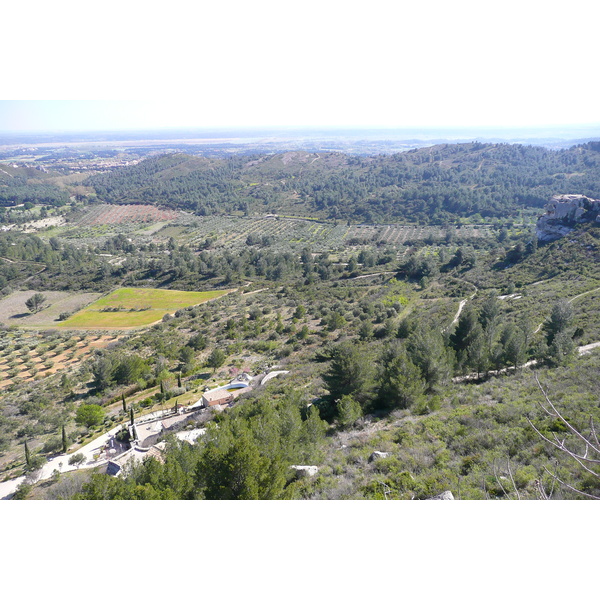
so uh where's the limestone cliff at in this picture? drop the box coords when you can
[536,194,600,242]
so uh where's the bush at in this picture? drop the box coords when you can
[26,454,46,471]
[75,404,105,428]
[115,427,131,443]
[42,436,64,455]
[68,453,86,467]
[13,482,33,500]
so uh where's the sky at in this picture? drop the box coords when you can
[1,1,599,133]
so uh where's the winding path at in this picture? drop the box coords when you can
[444,290,477,332]
[453,339,600,383]
[534,284,600,334]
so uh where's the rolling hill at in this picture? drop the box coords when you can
[84,142,600,224]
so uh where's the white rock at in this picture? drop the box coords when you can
[369,451,391,462]
[290,465,319,478]
[428,490,455,500]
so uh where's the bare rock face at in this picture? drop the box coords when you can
[536,194,600,242]
[428,490,455,500]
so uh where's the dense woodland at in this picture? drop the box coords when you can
[1,142,600,500]
[85,142,600,223]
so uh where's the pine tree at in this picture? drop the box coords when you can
[544,299,575,346]
[449,306,482,372]
[337,395,363,429]
[322,341,375,404]
[206,348,226,373]
[479,292,500,331]
[377,341,426,410]
[408,326,453,391]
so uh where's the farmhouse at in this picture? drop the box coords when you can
[201,388,234,408]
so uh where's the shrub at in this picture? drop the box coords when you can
[75,404,105,428]
[42,436,64,455]
[13,482,33,500]
[68,453,86,467]
[115,427,131,443]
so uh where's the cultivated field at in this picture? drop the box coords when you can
[58,287,231,329]
[156,215,494,252]
[0,291,102,328]
[0,330,119,390]
[47,204,498,254]
[74,204,179,226]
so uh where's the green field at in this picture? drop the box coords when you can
[58,287,231,329]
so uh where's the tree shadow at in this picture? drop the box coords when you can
[10,313,30,319]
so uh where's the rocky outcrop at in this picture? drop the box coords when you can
[428,491,455,500]
[536,194,600,242]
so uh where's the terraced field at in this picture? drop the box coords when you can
[49,204,498,253]
[0,330,119,390]
[157,216,494,253]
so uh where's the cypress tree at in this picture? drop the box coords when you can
[130,407,134,426]
[177,372,182,388]
[24,440,30,467]
[62,425,68,453]
[122,394,126,412]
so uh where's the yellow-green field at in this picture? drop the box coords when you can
[57,287,231,329]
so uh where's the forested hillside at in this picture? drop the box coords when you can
[0,164,70,207]
[85,142,600,223]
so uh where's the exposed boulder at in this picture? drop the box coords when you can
[428,490,455,500]
[536,194,600,242]
[369,451,391,462]
[290,465,319,478]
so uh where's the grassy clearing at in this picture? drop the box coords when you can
[57,287,232,329]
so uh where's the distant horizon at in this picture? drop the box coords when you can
[1,100,600,138]
[2,123,600,142]
[2,123,600,134]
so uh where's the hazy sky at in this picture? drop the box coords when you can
[1,1,599,132]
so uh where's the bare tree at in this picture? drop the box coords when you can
[527,373,600,499]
